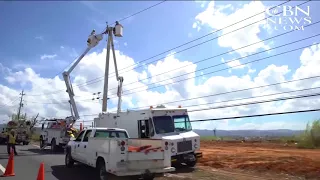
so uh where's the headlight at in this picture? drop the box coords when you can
[171,147,176,153]
[194,144,198,149]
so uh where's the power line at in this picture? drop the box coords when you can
[25,1,167,97]
[175,86,320,110]
[108,41,320,98]
[129,75,320,110]
[0,96,20,108]
[117,31,320,95]
[114,1,167,23]
[71,0,313,92]
[75,0,294,88]
[189,108,320,123]
[188,92,320,112]
[78,92,320,119]
[28,0,298,96]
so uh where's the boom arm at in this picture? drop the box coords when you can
[110,32,124,115]
[102,22,124,115]
[63,29,106,126]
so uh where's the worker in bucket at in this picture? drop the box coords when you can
[7,130,18,155]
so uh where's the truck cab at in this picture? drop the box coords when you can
[65,127,175,180]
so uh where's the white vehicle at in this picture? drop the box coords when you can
[39,117,76,152]
[94,105,203,167]
[65,127,175,180]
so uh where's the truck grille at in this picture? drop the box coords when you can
[177,140,192,153]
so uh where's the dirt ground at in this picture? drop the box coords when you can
[193,140,320,180]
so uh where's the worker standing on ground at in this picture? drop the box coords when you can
[7,130,18,155]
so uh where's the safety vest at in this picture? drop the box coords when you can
[8,134,16,144]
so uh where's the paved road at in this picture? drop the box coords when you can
[0,143,102,180]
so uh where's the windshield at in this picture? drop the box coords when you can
[173,115,192,132]
[153,115,192,134]
[153,116,174,134]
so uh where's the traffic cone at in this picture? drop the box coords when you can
[36,162,45,180]
[1,149,15,177]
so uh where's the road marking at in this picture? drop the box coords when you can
[0,164,6,174]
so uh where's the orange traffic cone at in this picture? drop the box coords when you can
[1,149,15,177]
[36,162,45,180]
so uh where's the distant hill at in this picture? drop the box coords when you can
[10,125,304,138]
[193,129,304,137]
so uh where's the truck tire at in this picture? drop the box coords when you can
[186,160,196,167]
[25,142,29,145]
[97,159,108,180]
[65,152,74,168]
[40,136,44,149]
[51,139,57,153]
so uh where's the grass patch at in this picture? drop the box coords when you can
[31,134,40,141]
[297,119,320,149]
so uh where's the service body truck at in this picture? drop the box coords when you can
[65,127,175,180]
[40,117,77,152]
[94,106,202,167]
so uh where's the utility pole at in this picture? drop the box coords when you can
[17,90,25,121]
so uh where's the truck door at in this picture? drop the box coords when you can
[73,130,85,160]
[78,129,92,163]
[138,119,154,138]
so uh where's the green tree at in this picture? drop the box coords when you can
[298,119,320,148]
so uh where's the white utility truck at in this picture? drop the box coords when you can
[65,127,175,180]
[39,117,77,152]
[89,19,202,167]
[94,105,203,167]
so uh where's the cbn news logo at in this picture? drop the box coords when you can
[265,5,312,31]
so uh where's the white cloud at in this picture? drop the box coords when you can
[40,54,57,60]
[194,1,270,56]
[124,42,128,46]
[1,44,320,130]
[35,36,44,41]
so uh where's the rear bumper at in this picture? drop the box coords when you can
[113,167,175,176]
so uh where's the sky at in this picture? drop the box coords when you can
[0,0,320,130]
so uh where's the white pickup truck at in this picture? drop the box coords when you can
[65,127,175,180]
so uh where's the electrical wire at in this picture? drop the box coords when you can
[106,41,320,98]
[25,1,167,97]
[128,75,320,110]
[75,0,295,88]
[141,86,320,110]
[116,31,320,95]
[78,92,320,119]
[189,108,320,123]
[26,0,301,96]
[188,92,320,112]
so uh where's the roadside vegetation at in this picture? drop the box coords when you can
[298,119,320,149]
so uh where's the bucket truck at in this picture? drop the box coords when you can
[94,23,203,166]
[39,28,107,152]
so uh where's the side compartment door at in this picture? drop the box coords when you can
[138,119,155,138]
[78,130,92,163]
[138,119,149,138]
[72,130,85,161]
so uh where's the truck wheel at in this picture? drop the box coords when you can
[186,160,197,167]
[97,160,108,180]
[65,152,74,168]
[51,139,57,153]
[25,142,29,145]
